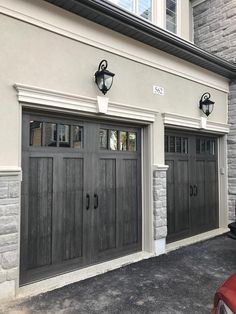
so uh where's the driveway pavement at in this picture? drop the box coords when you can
[1,234,236,314]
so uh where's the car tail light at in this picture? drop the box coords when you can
[216,300,234,314]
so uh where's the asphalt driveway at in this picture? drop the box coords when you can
[1,234,236,314]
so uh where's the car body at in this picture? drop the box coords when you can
[211,273,236,314]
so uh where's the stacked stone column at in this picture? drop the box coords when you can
[153,169,167,242]
[0,175,20,300]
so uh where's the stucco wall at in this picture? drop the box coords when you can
[0,12,228,168]
[193,0,236,221]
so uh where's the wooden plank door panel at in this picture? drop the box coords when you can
[98,158,116,252]
[62,157,84,261]
[166,160,175,236]
[174,159,190,235]
[205,160,218,229]
[122,159,139,246]
[191,159,205,234]
[28,157,53,269]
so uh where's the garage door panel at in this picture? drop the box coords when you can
[192,160,206,231]
[98,159,116,252]
[206,160,218,227]
[166,130,218,242]
[175,160,189,234]
[62,158,84,261]
[166,160,175,235]
[21,113,142,284]
[123,159,138,246]
[28,157,53,269]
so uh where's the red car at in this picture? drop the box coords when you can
[211,274,236,314]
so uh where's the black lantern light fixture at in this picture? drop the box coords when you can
[94,60,115,95]
[199,92,215,116]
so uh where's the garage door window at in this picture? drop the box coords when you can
[100,128,137,151]
[30,120,83,148]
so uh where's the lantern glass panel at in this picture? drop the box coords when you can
[104,74,113,90]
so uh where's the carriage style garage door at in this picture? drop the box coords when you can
[165,129,218,243]
[21,112,142,285]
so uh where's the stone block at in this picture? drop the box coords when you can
[0,188,8,199]
[2,251,18,269]
[0,204,19,216]
[153,200,163,210]
[0,233,18,250]
[0,216,18,235]
[154,218,167,228]
[8,182,20,198]
[154,226,167,240]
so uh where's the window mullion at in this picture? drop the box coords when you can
[134,0,138,15]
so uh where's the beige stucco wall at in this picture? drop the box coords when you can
[0,6,229,168]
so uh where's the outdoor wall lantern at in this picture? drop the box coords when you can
[94,60,115,95]
[199,92,215,116]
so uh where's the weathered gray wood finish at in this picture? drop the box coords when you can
[165,130,218,242]
[21,112,142,284]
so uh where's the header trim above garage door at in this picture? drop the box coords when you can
[15,84,158,123]
[163,112,230,134]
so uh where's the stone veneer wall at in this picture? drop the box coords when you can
[193,0,236,221]
[0,175,20,300]
[228,80,236,221]
[153,170,167,241]
[193,0,236,63]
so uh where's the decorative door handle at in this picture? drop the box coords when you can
[190,185,193,197]
[94,193,98,209]
[86,193,90,210]
[193,185,198,196]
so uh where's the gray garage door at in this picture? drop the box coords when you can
[165,129,218,243]
[20,112,142,285]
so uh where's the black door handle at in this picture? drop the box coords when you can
[94,193,98,209]
[86,193,90,210]
[190,185,193,197]
[193,185,198,196]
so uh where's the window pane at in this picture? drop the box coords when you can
[58,124,70,147]
[45,123,57,147]
[165,135,169,152]
[100,129,108,149]
[210,140,215,155]
[176,137,181,153]
[109,130,118,150]
[166,0,177,33]
[167,0,176,12]
[109,0,133,11]
[196,139,200,154]
[119,131,128,151]
[170,136,175,153]
[138,0,151,20]
[183,138,188,154]
[73,126,83,148]
[30,121,42,146]
[128,132,137,151]
[201,140,205,153]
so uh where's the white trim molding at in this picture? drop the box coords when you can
[153,164,169,171]
[0,167,22,177]
[162,112,230,134]
[15,84,158,123]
